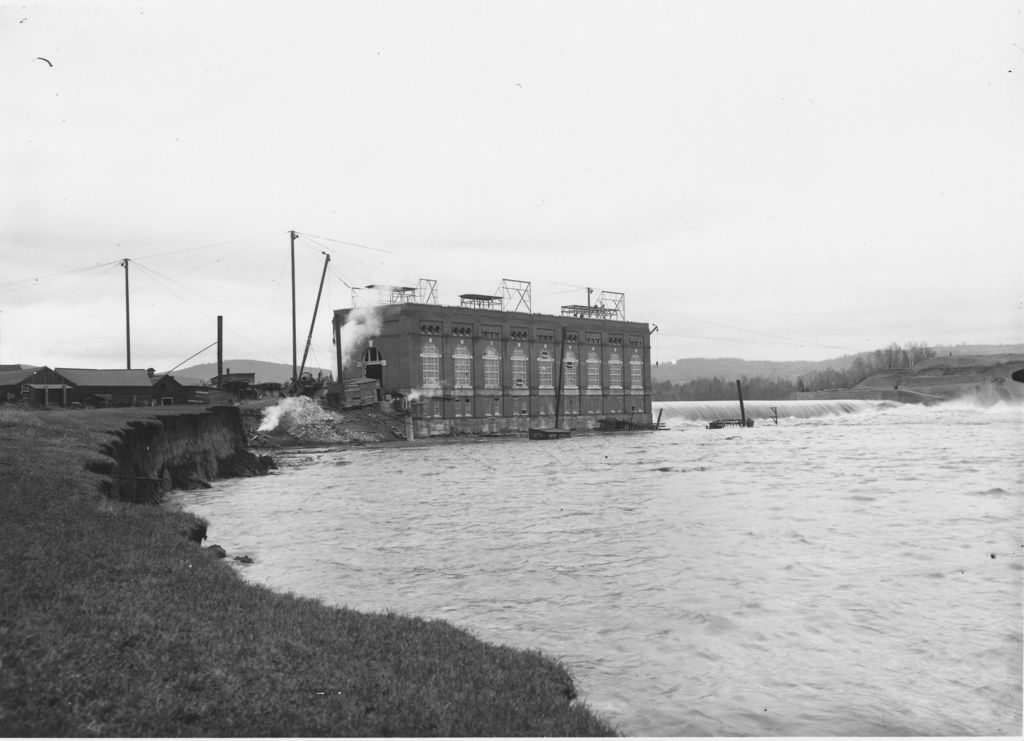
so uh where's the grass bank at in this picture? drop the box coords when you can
[0,406,615,736]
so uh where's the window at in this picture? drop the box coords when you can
[454,397,472,417]
[511,344,528,388]
[608,350,622,389]
[484,396,501,417]
[562,347,577,388]
[483,344,500,389]
[453,341,472,388]
[562,395,579,415]
[538,349,553,388]
[629,350,644,389]
[421,339,440,388]
[586,350,601,388]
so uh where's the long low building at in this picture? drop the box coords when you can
[0,366,190,407]
[331,281,654,436]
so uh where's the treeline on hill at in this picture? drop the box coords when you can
[654,342,937,401]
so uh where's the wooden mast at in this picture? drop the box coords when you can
[554,326,566,429]
[298,252,331,381]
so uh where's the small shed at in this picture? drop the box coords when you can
[151,375,190,405]
[325,377,380,409]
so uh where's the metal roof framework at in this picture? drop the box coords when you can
[496,278,531,313]
[596,290,626,321]
[559,290,626,321]
[459,293,502,310]
[351,278,439,307]
[560,304,620,320]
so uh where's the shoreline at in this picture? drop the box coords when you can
[0,404,616,736]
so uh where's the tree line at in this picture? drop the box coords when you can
[653,342,936,401]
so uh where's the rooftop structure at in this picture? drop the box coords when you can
[459,293,502,310]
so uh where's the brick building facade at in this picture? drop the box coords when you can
[332,298,653,436]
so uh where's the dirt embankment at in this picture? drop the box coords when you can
[856,353,1024,403]
[84,405,274,502]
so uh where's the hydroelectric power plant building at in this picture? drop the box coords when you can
[331,279,654,436]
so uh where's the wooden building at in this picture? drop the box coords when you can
[55,368,155,407]
[0,366,74,406]
[151,375,190,405]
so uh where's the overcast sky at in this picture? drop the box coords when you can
[2,0,1021,375]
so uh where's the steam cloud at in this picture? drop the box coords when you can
[258,396,338,432]
[339,306,382,370]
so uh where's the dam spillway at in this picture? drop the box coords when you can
[653,399,888,426]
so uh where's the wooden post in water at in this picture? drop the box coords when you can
[736,379,746,427]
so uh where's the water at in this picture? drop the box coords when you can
[172,401,1024,736]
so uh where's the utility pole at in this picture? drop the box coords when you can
[290,230,297,385]
[121,258,131,369]
[216,315,223,388]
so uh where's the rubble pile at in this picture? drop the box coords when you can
[244,395,403,447]
[285,421,385,444]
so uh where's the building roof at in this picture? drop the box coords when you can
[151,374,186,389]
[55,368,154,388]
[0,367,40,386]
[0,364,39,372]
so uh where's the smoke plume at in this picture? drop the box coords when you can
[339,306,383,370]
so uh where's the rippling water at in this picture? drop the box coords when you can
[172,401,1023,736]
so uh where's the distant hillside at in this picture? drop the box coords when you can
[652,357,851,384]
[654,344,1024,385]
[169,360,333,386]
[856,353,1024,404]
[935,343,1024,356]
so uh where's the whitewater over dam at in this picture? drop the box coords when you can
[173,400,1023,736]
[654,398,887,426]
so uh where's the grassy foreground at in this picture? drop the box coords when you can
[0,406,616,736]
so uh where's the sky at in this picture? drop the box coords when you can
[2,0,1022,375]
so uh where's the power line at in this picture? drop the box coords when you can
[0,260,122,295]
[631,299,862,355]
[299,231,397,255]
[132,232,282,261]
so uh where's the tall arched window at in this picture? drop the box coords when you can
[537,349,553,388]
[511,344,528,388]
[453,341,472,388]
[420,339,440,388]
[483,344,500,389]
[586,350,601,388]
[629,350,644,389]
[562,347,577,388]
[608,350,622,389]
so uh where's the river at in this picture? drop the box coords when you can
[171,400,1023,736]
